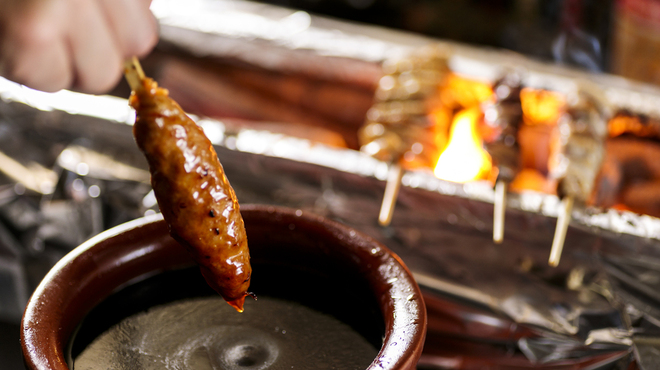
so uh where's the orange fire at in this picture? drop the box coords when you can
[433,107,492,183]
[440,74,494,108]
[430,79,567,185]
[520,88,565,125]
[609,113,657,138]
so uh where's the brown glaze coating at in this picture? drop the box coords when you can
[21,205,426,370]
[130,78,251,311]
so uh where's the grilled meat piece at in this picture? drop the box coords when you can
[549,90,608,202]
[130,77,251,312]
[359,45,449,168]
[482,72,525,183]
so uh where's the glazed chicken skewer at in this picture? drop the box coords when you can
[124,57,252,312]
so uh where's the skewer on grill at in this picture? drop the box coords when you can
[482,72,524,244]
[359,46,450,226]
[547,87,608,267]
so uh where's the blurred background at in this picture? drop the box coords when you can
[254,0,660,86]
[258,0,615,73]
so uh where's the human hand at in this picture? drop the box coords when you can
[0,0,158,94]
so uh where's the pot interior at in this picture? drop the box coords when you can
[68,260,385,369]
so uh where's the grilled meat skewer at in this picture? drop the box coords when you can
[482,72,525,243]
[125,58,252,312]
[548,88,608,267]
[360,46,450,226]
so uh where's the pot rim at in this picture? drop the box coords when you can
[21,204,426,370]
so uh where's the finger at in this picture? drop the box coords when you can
[66,0,123,94]
[0,2,72,92]
[3,38,72,92]
[98,0,158,59]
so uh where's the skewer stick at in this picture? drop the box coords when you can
[493,181,507,244]
[549,196,574,267]
[378,163,403,226]
[123,56,145,92]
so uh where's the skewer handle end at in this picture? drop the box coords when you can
[493,181,507,244]
[548,196,574,267]
[378,164,403,226]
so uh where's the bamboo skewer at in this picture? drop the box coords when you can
[378,163,403,226]
[493,180,507,244]
[549,196,573,267]
[124,56,145,92]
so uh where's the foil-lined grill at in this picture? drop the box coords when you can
[0,81,644,368]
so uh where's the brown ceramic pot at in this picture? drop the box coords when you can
[21,204,426,369]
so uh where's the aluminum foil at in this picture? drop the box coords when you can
[0,80,650,367]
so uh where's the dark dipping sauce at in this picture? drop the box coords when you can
[68,264,384,370]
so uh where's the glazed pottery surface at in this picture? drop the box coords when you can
[21,205,426,370]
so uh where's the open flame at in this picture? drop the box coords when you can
[520,88,565,125]
[430,77,566,185]
[433,107,492,183]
